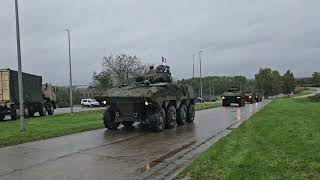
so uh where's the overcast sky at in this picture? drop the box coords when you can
[1,0,319,85]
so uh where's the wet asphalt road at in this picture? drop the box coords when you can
[0,100,270,180]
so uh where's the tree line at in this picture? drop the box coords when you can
[92,54,299,99]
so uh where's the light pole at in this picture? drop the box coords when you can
[192,54,195,80]
[65,29,73,114]
[199,50,203,104]
[14,0,25,131]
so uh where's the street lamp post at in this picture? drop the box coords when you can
[65,29,73,114]
[14,0,25,131]
[199,50,203,104]
[192,54,195,80]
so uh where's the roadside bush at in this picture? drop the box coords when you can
[308,93,320,102]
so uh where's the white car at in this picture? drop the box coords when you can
[81,99,100,107]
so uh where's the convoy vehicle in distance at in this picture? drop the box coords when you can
[0,69,56,121]
[95,65,196,132]
[245,90,256,103]
[221,86,246,107]
[255,92,263,102]
[81,99,100,107]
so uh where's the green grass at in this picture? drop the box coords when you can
[0,103,221,148]
[195,102,221,111]
[177,98,320,179]
[0,111,104,148]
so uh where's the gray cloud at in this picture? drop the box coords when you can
[1,0,320,85]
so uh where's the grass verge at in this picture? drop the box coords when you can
[177,98,320,179]
[0,103,221,148]
[0,111,104,148]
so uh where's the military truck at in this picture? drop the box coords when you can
[0,69,57,121]
[95,65,196,132]
[244,90,256,103]
[221,86,246,107]
[255,92,263,102]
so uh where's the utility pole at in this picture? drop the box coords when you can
[192,54,195,80]
[199,50,203,104]
[65,29,73,114]
[209,78,212,101]
[14,0,25,131]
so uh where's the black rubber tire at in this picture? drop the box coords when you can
[149,108,165,132]
[239,99,246,107]
[0,115,5,121]
[122,121,134,128]
[39,105,47,116]
[165,105,177,129]
[11,108,19,120]
[103,106,120,130]
[47,104,54,115]
[24,107,30,118]
[186,104,195,123]
[177,104,187,125]
[222,100,229,107]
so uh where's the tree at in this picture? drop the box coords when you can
[93,71,113,90]
[94,54,146,88]
[282,70,296,95]
[255,68,282,98]
[312,72,320,87]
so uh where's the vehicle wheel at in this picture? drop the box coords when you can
[240,99,246,107]
[122,121,134,128]
[149,108,165,132]
[177,104,187,125]
[103,106,120,130]
[0,115,5,121]
[165,105,177,129]
[222,100,229,107]
[11,108,20,120]
[24,107,30,118]
[47,104,54,115]
[186,103,195,123]
[39,105,47,116]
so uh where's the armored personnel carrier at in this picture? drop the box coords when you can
[221,86,245,107]
[95,65,196,132]
[244,90,256,103]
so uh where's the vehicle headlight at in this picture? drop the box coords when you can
[237,97,241,99]
[249,96,252,98]
[103,101,107,104]
[221,96,226,99]
[145,101,149,106]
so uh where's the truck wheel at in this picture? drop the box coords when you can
[177,104,187,125]
[149,108,165,132]
[24,107,30,118]
[39,105,47,116]
[11,108,20,120]
[186,104,195,123]
[165,105,177,129]
[47,104,54,115]
[103,106,120,130]
[122,121,134,128]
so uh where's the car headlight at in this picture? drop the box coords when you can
[102,101,107,104]
[237,97,241,99]
[221,96,226,99]
[145,101,149,106]
[249,96,252,98]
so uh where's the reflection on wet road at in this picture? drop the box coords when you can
[0,100,270,180]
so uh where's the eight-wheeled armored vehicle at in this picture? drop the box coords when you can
[255,92,263,102]
[221,86,246,107]
[95,65,196,132]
